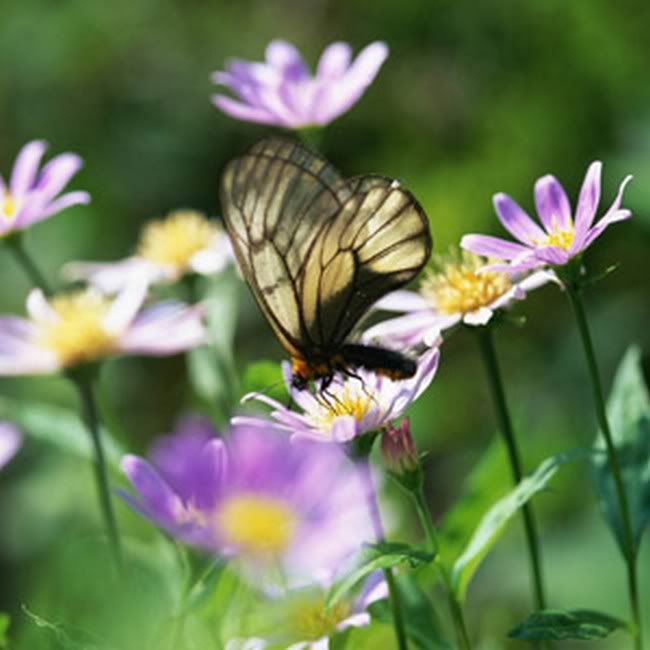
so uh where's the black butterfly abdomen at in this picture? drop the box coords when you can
[340,343,417,380]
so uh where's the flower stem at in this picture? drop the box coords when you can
[476,327,547,612]
[413,489,473,650]
[5,233,53,295]
[358,458,409,650]
[564,281,641,650]
[72,372,123,569]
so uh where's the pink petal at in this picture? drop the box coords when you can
[316,42,352,78]
[120,303,206,355]
[104,279,148,334]
[34,153,83,201]
[460,233,531,260]
[26,289,58,323]
[313,41,388,124]
[211,95,282,126]
[372,290,431,313]
[121,455,184,525]
[573,161,602,241]
[265,40,309,80]
[534,174,573,232]
[19,190,90,227]
[463,307,494,326]
[493,193,546,244]
[10,140,47,198]
[330,415,359,442]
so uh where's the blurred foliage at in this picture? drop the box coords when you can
[1,0,650,648]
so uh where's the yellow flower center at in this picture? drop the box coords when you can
[1,192,18,222]
[216,494,298,556]
[541,226,574,251]
[287,595,351,641]
[421,252,512,315]
[137,210,219,270]
[38,291,116,367]
[308,387,374,433]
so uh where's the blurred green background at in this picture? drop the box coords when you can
[1,0,650,648]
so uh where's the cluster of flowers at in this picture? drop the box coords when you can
[0,37,633,649]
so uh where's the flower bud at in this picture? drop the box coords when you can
[381,418,418,476]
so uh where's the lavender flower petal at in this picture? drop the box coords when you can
[573,161,602,240]
[460,233,531,260]
[534,174,573,232]
[9,140,46,197]
[493,193,546,244]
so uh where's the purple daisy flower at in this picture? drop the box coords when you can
[120,419,373,583]
[0,422,22,469]
[63,209,234,293]
[0,140,90,237]
[461,161,633,274]
[0,281,206,374]
[363,251,555,348]
[234,347,439,444]
[211,40,388,129]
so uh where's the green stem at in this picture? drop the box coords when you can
[5,233,53,294]
[564,281,641,650]
[358,458,409,650]
[413,489,472,650]
[476,327,547,612]
[73,373,122,569]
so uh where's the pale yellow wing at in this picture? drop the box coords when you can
[220,138,432,358]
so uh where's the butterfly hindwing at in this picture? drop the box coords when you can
[220,137,432,363]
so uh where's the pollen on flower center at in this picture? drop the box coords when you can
[137,210,219,269]
[309,387,373,432]
[38,291,116,366]
[421,252,511,315]
[287,595,352,640]
[216,494,298,555]
[542,226,574,251]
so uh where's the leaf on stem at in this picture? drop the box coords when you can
[593,345,650,552]
[509,609,628,641]
[451,452,573,601]
[326,542,434,609]
[368,574,451,650]
[0,397,123,471]
[438,439,512,565]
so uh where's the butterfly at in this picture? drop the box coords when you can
[220,138,432,391]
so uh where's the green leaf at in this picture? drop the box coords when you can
[439,439,513,566]
[451,452,570,601]
[327,542,434,609]
[593,345,650,552]
[0,397,124,472]
[368,574,451,650]
[509,609,628,641]
[241,360,288,404]
[22,605,115,650]
[0,613,9,649]
[183,559,226,613]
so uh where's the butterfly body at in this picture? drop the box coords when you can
[220,138,431,391]
[290,344,417,390]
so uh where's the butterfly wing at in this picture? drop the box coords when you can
[220,138,345,358]
[220,137,432,360]
[303,175,432,348]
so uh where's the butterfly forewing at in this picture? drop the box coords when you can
[220,137,432,364]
